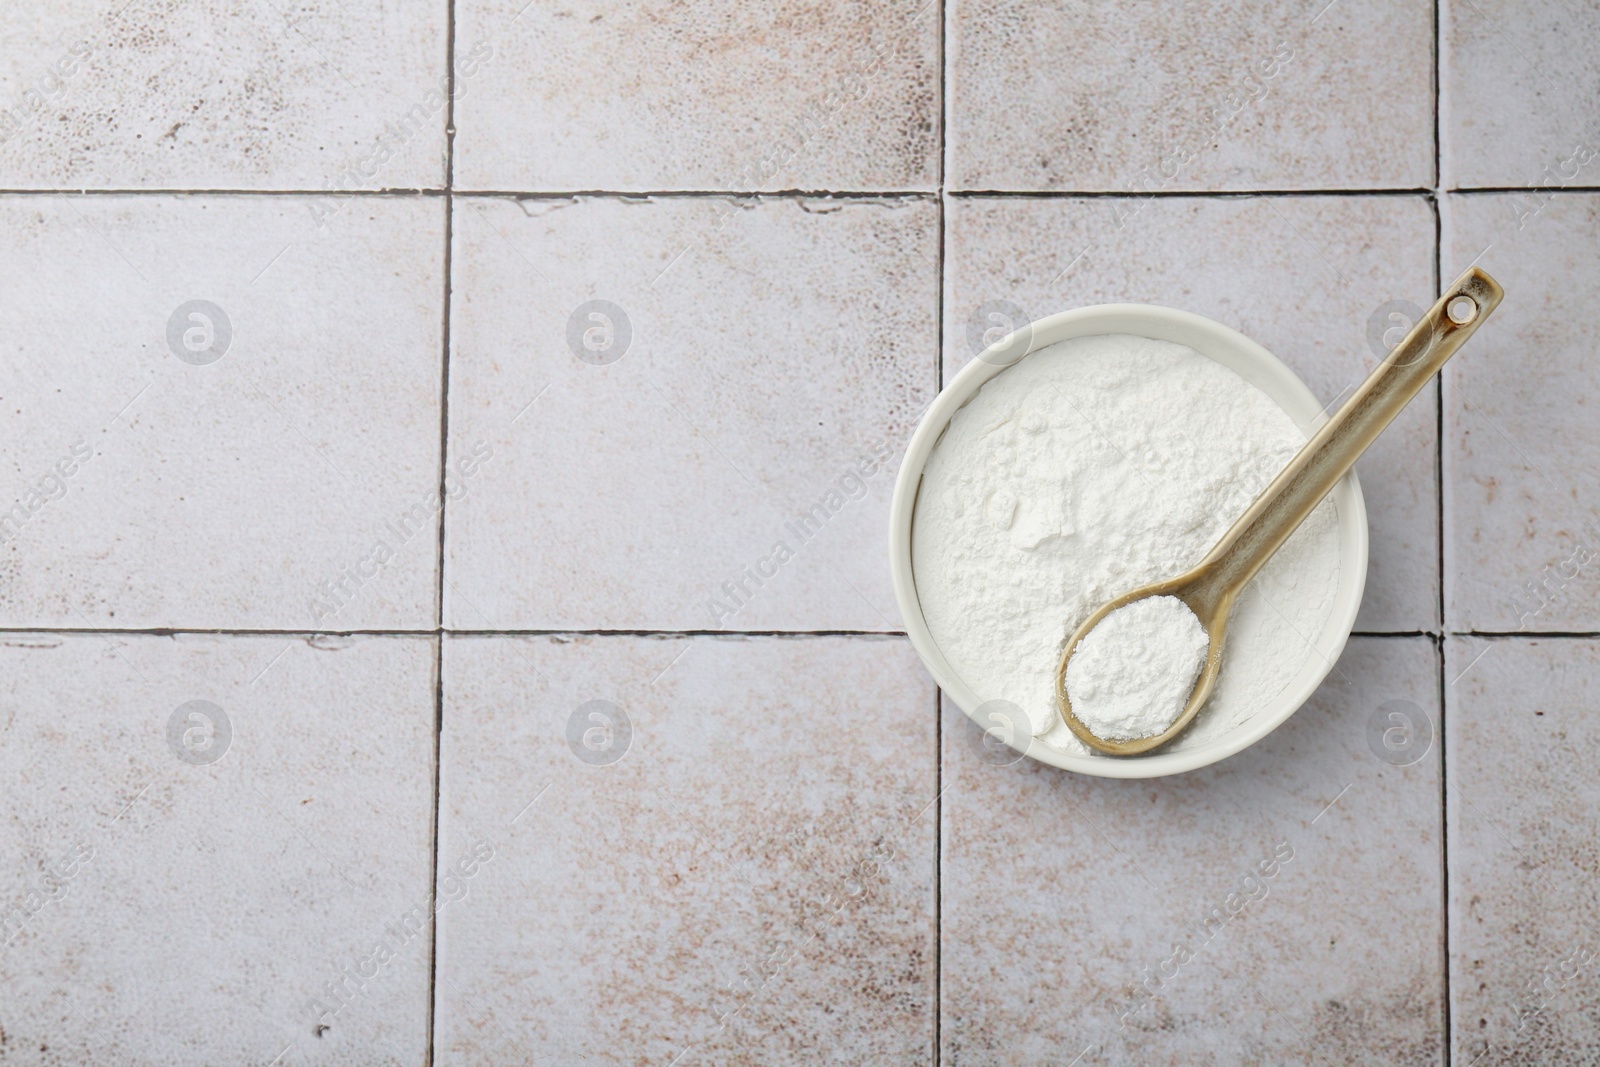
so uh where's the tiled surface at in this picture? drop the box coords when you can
[942,637,1443,1064]
[452,0,940,191]
[1,1,1595,1063]
[0,195,445,631]
[1442,192,1600,633]
[0,1,449,191]
[1446,637,1600,1065]
[1443,2,1600,189]
[0,634,436,1064]
[444,195,936,632]
[948,0,1434,192]
[945,194,1439,632]
[435,634,937,1063]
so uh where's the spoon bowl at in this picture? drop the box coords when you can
[1054,562,1237,756]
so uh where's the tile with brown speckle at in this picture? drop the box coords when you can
[0,195,445,630]
[0,1,449,190]
[944,194,1439,632]
[443,195,937,632]
[1441,192,1600,632]
[1446,636,1600,1066]
[1443,2,1600,189]
[947,0,1433,192]
[433,633,937,1065]
[941,636,1442,1065]
[452,0,940,192]
[0,634,436,1065]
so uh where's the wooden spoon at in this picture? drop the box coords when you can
[1056,266,1504,756]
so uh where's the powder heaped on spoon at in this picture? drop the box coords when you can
[1064,595,1210,741]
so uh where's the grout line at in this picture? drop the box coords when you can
[0,627,902,637]
[0,627,446,637]
[1438,630,1453,1061]
[1432,1,1452,1057]
[2,626,1594,639]
[4,185,1597,199]
[1349,630,1440,638]
[938,0,948,198]
[442,628,909,638]
[948,187,1439,199]
[426,633,446,1067]
[934,0,940,1055]
[457,188,941,199]
[436,44,459,641]
[1445,185,1600,195]
[1447,630,1600,639]
[0,187,918,198]
[425,4,460,1061]
[1433,0,1444,192]
[0,187,453,197]
[935,190,946,399]
[934,0,947,1055]
[464,186,1600,198]
[933,0,950,274]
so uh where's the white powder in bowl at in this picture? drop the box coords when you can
[912,333,1341,757]
[1064,595,1209,740]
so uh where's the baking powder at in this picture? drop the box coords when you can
[1066,594,1210,740]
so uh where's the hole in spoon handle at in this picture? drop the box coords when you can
[1447,294,1477,325]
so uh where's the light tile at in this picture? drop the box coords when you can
[1443,2,1600,189]
[0,195,444,630]
[940,636,1442,1063]
[945,194,1439,631]
[0,633,437,1064]
[434,634,937,1064]
[0,1,448,190]
[948,0,1433,192]
[1442,192,1600,632]
[452,0,939,192]
[1446,636,1600,1064]
[444,195,937,631]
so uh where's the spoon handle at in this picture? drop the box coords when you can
[1191,266,1503,608]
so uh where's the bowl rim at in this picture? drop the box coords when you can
[888,303,1369,779]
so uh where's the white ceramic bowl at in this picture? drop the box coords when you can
[889,305,1369,779]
